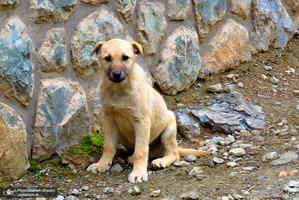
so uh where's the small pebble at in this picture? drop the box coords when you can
[110,164,123,173]
[261,74,267,80]
[262,152,279,162]
[128,186,141,195]
[229,148,246,157]
[270,76,280,84]
[226,161,238,167]
[263,65,272,71]
[173,160,191,167]
[218,135,235,146]
[213,157,224,164]
[189,166,203,176]
[177,103,184,108]
[290,170,298,176]
[150,189,161,197]
[56,195,64,200]
[70,189,80,195]
[185,154,197,162]
[237,82,244,88]
[242,166,256,171]
[278,171,289,177]
[82,186,89,191]
[180,191,200,199]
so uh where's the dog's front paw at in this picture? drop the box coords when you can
[128,170,148,183]
[151,158,168,169]
[127,155,134,165]
[87,162,110,173]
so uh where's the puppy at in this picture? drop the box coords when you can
[87,39,210,183]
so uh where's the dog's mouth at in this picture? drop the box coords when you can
[107,70,128,83]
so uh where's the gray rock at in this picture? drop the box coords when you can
[173,160,191,167]
[232,194,244,199]
[29,0,77,24]
[32,79,89,161]
[230,0,251,20]
[242,166,256,171]
[110,164,123,173]
[271,151,298,166]
[168,0,191,21]
[213,157,225,164]
[193,0,226,43]
[185,155,197,162]
[0,103,29,181]
[137,2,167,55]
[116,0,136,23]
[71,6,132,80]
[262,152,279,162]
[0,0,19,9]
[218,135,236,146]
[189,166,203,176]
[38,28,68,73]
[191,92,265,134]
[174,109,200,140]
[154,26,201,95]
[199,19,251,78]
[229,148,246,157]
[251,0,294,51]
[0,17,34,105]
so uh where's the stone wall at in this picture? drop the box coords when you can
[0,0,297,180]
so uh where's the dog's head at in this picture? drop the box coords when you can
[91,39,143,83]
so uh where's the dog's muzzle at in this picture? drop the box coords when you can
[107,70,127,83]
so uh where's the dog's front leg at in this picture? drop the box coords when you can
[128,119,150,183]
[87,115,118,173]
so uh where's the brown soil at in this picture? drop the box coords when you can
[8,35,299,199]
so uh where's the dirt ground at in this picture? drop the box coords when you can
[8,35,299,200]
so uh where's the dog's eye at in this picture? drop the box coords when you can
[104,56,111,62]
[122,55,129,61]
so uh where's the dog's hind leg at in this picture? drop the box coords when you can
[151,111,180,169]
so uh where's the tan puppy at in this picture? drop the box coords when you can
[87,39,210,183]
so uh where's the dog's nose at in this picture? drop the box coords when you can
[112,71,122,79]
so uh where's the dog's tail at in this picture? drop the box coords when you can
[178,147,210,157]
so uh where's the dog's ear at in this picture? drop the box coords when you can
[91,42,105,56]
[130,41,144,57]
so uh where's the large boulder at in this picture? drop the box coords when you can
[0,17,34,105]
[230,0,251,20]
[154,26,201,95]
[251,0,295,51]
[116,0,137,23]
[38,28,68,73]
[32,79,89,161]
[87,85,103,132]
[29,0,77,24]
[71,6,132,80]
[0,102,29,181]
[137,2,167,55]
[193,0,226,43]
[167,0,192,21]
[199,19,252,78]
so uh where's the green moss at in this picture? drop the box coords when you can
[57,170,76,178]
[1,182,10,187]
[66,133,103,156]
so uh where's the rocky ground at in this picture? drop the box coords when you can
[5,35,299,200]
